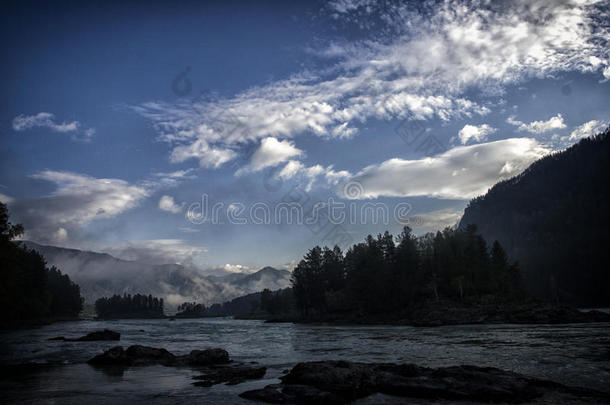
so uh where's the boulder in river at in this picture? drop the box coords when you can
[87,345,229,367]
[240,360,610,404]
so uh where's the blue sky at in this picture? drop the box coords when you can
[1,0,609,273]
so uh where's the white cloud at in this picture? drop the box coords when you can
[158,195,183,213]
[0,193,14,204]
[328,0,375,14]
[12,112,95,142]
[275,162,351,191]
[170,139,236,168]
[29,171,149,224]
[52,227,68,243]
[13,112,79,133]
[567,119,608,141]
[413,208,464,233]
[222,263,255,274]
[277,160,304,179]
[240,137,303,174]
[133,0,608,172]
[508,113,567,134]
[343,138,549,200]
[458,124,496,144]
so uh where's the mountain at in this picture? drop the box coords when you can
[21,241,291,308]
[225,266,291,290]
[459,128,610,306]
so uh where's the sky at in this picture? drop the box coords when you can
[1,0,609,273]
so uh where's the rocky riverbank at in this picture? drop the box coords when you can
[240,360,610,404]
[263,301,610,327]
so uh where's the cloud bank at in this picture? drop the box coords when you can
[343,138,550,200]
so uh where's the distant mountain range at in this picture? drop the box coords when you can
[459,128,610,306]
[22,241,291,308]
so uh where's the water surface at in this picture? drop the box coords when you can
[1,318,609,403]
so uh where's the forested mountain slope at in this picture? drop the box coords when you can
[459,128,610,306]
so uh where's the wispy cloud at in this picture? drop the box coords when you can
[10,171,148,244]
[12,112,95,142]
[567,119,608,141]
[9,169,195,245]
[507,113,567,134]
[133,0,608,174]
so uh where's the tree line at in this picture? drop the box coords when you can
[94,293,164,318]
[0,202,83,322]
[291,226,525,318]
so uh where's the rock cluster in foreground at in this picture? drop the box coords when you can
[49,329,120,341]
[88,345,230,366]
[240,360,610,404]
[87,345,266,387]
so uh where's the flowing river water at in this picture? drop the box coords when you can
[1,318,609,404]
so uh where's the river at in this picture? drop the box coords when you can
[1,318,609,403]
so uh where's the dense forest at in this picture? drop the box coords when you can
[290,226,524,319]
[460,128,610,306]
[175,288,295,318]
[94,293,165,318]
[0,202,83,322]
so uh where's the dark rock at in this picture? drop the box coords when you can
[89,345,230,366]
[87,345,174,366]
[240,384,288,404]
[180,348,230,366]
[77,329,120,341]
[88,345,265,388]
[192,366,266,386]
[48,329,120,342]
[124,345,175,366]
[240,360,610,404]
[87,345,230,367]
[87,346,131,366]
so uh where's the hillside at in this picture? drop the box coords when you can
[459,128,610,306]
[22,241,291,308]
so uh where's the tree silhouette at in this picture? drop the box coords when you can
[0,202,83,321]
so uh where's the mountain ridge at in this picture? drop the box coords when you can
[21,241,291,308]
